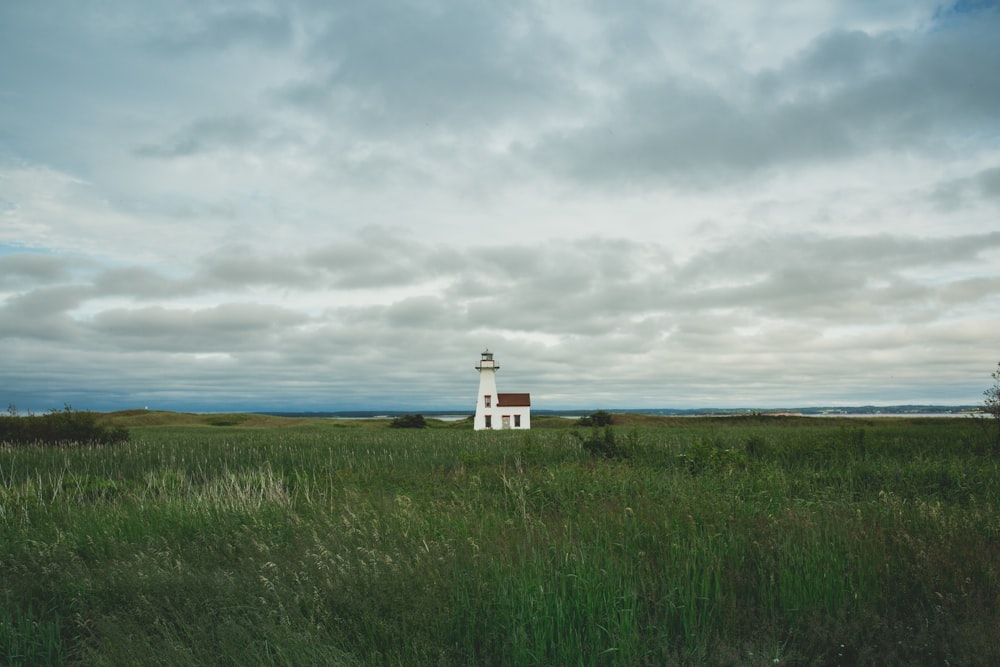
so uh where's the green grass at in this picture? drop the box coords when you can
[1,414,998,665]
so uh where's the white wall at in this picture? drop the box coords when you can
[475,403,531,430]
[473,367,499,430]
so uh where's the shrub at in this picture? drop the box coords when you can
[577,410,614,427]
[573,426,626,459]
[0,405,129,446]
[984,361,1000,453]
[390,414,427,429]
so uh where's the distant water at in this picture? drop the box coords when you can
[805,412,975,419]
[264,407,979,420]
[322,415,469,421]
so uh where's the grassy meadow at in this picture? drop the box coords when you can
[1,411,999,665]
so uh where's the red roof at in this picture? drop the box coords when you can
[497,393,531,407]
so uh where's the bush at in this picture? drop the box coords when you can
[573,426,626,459]
[389,414,427,429]
[577,410,614,427]
[984,362,1000,453]
[0,405,129,446]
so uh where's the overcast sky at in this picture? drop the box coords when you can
[2,1,999,413]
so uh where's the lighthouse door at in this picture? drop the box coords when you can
[502,415,511,429]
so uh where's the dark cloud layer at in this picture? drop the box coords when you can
[3,226,997,409]
[533,13,1000,186]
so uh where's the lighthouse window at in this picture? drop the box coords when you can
[485,415,492,428]
[484,395,491,407]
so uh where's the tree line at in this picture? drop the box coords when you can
[1,405,129,446]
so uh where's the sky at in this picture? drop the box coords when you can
[2,0,999,413]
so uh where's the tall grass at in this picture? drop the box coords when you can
[1,417,998,664]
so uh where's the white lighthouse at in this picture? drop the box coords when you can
[474,349,531,430]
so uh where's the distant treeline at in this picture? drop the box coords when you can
[1,405,129,446]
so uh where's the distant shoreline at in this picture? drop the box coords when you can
[258,405,982,419]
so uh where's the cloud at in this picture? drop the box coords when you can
[92,266,188,299]
[931,165,1000,209]
[135,116,262,158]
[0,253,81,290]
[276,1,578,133]
[196,244,313,289]
[0,285,92,341]
[304,230,467,289]
[89,303,311,353]
[529,9,1000,189]
[2,1,999,410]
[7,224,994,407]
[148,8,294,54]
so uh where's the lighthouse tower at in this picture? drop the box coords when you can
[474,349,531,430]
[474,350,499,430]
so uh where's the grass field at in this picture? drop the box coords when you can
[1,413,998,665]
